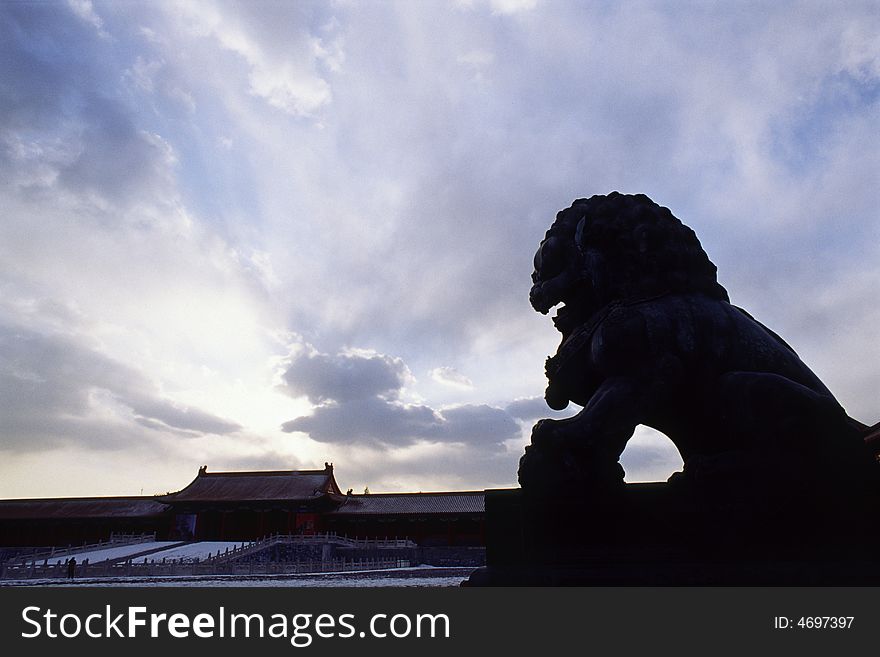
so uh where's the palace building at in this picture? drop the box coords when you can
[0,464,485,549]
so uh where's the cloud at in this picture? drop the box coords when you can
[282,347,412,403]
[125,56,164,94]
[127,397,241,436]
[429,366,474,390]
[489,0,538,15]
[56,96,178,206]
[0,7,177,211]
[434,404,519,445]
[66,0,108,38]
[456,0,538,15]
[281,345,519,449]
[170,0,340,116]
[329,422,685,492]
[282,397,519,448]
[0,323,240,453]
[282,397,440,446]
[329,441,523,493]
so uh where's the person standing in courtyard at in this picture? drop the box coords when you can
[66,557,76,579]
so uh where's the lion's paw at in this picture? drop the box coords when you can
[530,418,564,447]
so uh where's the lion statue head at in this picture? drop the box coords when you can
[530,192,729,336]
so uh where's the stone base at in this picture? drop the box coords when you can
[464,483,880,586]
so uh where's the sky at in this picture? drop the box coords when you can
[0,0,877,498]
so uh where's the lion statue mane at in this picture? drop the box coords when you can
[521,192,875,511]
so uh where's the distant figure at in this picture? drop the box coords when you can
[66,557,76,579]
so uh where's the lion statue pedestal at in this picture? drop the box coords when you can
[465,193,879,586]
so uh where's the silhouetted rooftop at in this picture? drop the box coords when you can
[330,491,485,515]
[0,497,170,520]
[161,464,342,503]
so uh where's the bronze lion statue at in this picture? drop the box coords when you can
[520,192,875,511]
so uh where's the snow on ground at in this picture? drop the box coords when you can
[47,541,181,564]
[0,566,475,587]
[146,541,250,562]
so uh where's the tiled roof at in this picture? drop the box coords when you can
[162,465,341,503]
[329,491,485,516]
[0,497,170,520]
[863,421,880,445]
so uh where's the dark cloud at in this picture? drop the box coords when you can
[285,398,520,448]
[282,397,439,445]
[281,346,520,449]
[282,349,410,403]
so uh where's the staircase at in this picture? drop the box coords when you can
[209,533,416,564]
